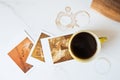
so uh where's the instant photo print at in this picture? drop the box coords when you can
[8,37,33,73]
[31,33,49,61]
[41,33,73,64]
[26,31,52,66]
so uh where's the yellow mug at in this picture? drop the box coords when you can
[68,31,107,62]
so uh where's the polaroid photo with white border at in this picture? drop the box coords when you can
[26,30,53,66]
[7,30,35,74]
[41,33,73,64]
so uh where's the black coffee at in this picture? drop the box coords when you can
[70,32,97,59]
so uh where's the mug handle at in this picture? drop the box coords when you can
[99,37,107,43]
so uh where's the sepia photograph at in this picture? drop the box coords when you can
[8,37,33,73]
[31,33,50,62]
[48,34,73,64]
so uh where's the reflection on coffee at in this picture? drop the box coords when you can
[70,32,97,59]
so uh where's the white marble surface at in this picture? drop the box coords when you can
[0,0,120,80]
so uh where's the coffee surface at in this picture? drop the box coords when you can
[70,32,97,59]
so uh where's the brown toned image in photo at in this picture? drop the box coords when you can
[31,33,50,62]
[48,34,73,64]
[8,37,33,73]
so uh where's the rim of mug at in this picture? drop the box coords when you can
[68,30,101,62]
